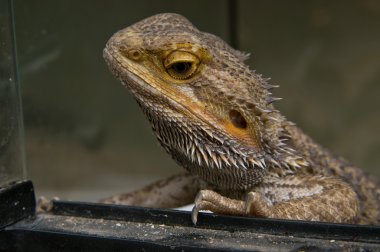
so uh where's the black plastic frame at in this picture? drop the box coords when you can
[1,180,380,251]
[0,180,35,229]
[52,200,380,243]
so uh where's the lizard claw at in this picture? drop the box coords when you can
[191,204,200,225]
[191,190,216,225]
[191,190,209,225]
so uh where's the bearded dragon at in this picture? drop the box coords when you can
[102,13,380,225]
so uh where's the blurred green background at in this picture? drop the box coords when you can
[13,0,380,200]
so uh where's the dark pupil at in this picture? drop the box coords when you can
[172,62,191,74]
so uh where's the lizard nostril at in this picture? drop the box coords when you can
[123,49,142,61]
[130,49,142,60]
[229,110,247,129]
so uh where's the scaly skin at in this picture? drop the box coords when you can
[102,13,380,225]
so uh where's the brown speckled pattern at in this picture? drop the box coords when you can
[103,13,380,225]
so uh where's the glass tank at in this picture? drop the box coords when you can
[0,0,26,185]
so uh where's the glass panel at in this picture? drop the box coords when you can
[0,0,26,185]
[13,0,379,201]
[14,0,229,200]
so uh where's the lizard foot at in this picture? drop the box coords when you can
[191,190,245,225]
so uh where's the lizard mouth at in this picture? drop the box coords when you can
[104,45,196,117]
[104,45,215,130]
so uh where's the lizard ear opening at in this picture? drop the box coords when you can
[229,110,247,129]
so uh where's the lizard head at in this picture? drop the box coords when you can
[104,13,307,190]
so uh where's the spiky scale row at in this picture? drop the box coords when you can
[266,97,283,105]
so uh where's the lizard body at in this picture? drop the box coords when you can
[103,13,380,225]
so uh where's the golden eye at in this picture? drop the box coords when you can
[164,51,200,80]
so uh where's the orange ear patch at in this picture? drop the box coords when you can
[222,118,260,149]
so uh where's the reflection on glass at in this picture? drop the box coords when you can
[0,0,26,185]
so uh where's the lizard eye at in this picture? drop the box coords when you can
[164,51,200,80]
